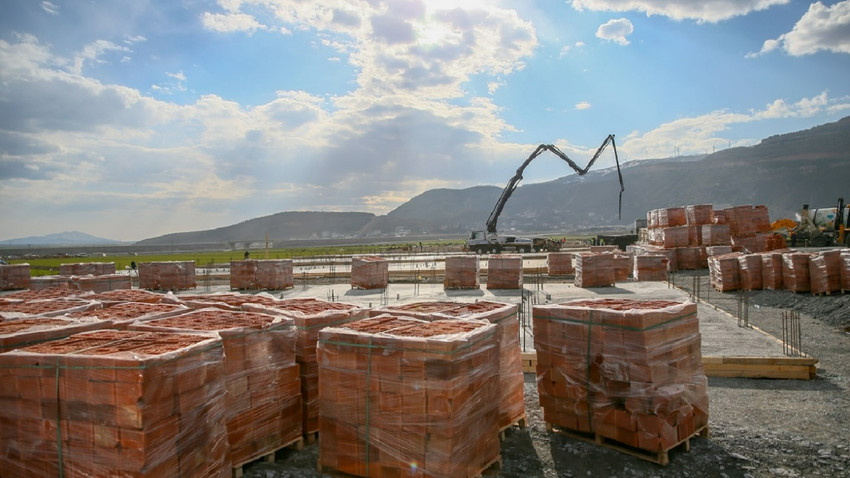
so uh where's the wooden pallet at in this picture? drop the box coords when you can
[304,431,318,445]
[702,356,817,379]
[318,454,502,478]
[521,351,537,373]
[232,436,304,478]
[499,415,528,440]
[545,422,709,466]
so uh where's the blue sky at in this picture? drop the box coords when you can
[1,0,849,241]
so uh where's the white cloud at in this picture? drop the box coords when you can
[201,11,265,33]
[596,18,634,45]
[571,0,790,23]
[752,1,850,56]
[69,40,130,75]
[40,1,59,15]
[576,101,592,110]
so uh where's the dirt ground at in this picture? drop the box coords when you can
[244,271,850,478]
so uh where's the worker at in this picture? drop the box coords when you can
[244,250,250,259]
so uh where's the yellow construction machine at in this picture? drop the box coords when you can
[772,198,849,247]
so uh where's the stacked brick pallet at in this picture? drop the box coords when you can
[350,256,389,289]
[738,254,764,290]
[0,297,101,320]
[444,255,480,289]
[0,329,230,477]
[532,299,708,463]
[761,252,785,290]
[316,316,501,477]
[29,275,70,290]
[633,255,668,282]
[574,252,615,288]
[59,262,116,276]
[708,253,743,291]
[0,264,31,290]
[374,301,525,432]
[269,298,368,435]
[486,254,523,289]
[843,251,850,292]
[547,252,574,276]
[230,259,294,291]
[0,316,108,352]
[706,248,849,294]
[809,249,842,295]
[67,301,189,329]
[129,309,302,469]
[138,261,196,290]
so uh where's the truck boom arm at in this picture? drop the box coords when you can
[485,134,624,233]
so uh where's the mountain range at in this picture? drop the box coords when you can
[9,116,850,246]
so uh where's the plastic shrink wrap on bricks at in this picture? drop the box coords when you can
[701,224,731,246]
[590,245,619,253]
[532,299,708,455]
[753,205,772,232]
[633,255,668,282]
[167,291,280,312]
[487,254,523,289]
[675,247,702,271]
[67,301,189,329]
[70,273,131,293]
[371,301,526,433]
[0,264,30,291]
[613,252,632,281]
[575,253,616,288]
[0,298,101,320]
[29,276,70,290]
[760,252,785,290]
[0,287,82,302]
[350,256,389,289]
[138,261,196,291]
[657,207,687,228]
[708,253,742,291]
[0,316,109,352]
[317,316,501,478]
[59,262,116,276]
[0,329,230,478]
[547,252,574,276]
[841,251,850,291]
[444,255,480,289]
[129,308,302,468]
[809,249,842,295]
[230,259,294,291]
[705,245,734,257]
[738,254,763,290]
[89,288,167,305]
[685,204,713,226]
[782,252,813,293]
[723,205,757,237]
[262,298,368,435]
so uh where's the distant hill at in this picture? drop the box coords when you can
[132,116,850,244]
[0,231,122,246]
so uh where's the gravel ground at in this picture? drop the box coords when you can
[244,271,850,478]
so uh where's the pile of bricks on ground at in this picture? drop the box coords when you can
[532,299,708,458]
[372,301,525,432]
[487,254,523,289]
[0,329,230,477]
[708,248,850,294]
[138,261,197,290]
[316,316,501,477]
[547,252,574,276]
[230,259,294,291]
[633,204,784,275]
[444,255,480,289]
[350,256,389,289]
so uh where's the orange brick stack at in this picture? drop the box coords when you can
[705,245,734,257]
[230,259,294,291]
[486,254,523,289]
[444,255,480,289]
[0,264,30,291]
[317,316,501,478]
[0,330,230,477]
[532,299,708,458]
[350,256,389,289]
[701,224,731,246]
[574,252,615,288]
[0,298,101,320]
[59,262,116,276]
[842,251,850,292]
[738,254,763,290]
[761,252,785,290]
[782,252,812,293]
[547,252,574,276]
[67,301,188,329]
[169,291,280,312]
[809,249,842,295]
[708,253,742,291]
[685,204,713,225]
[129,309,302,468]
[0,316,108,352]
[271,298,368,435]
[70,274,131,293]
[29,275,70,290]
[675,247,702,271]
[612,252,633,281]
[89,288,167,305]
[633,255,668,281]
[138,261,196,291]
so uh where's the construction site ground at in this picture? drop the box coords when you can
[226,268,850,478]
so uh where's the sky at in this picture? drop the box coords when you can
[1,0,849,242]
